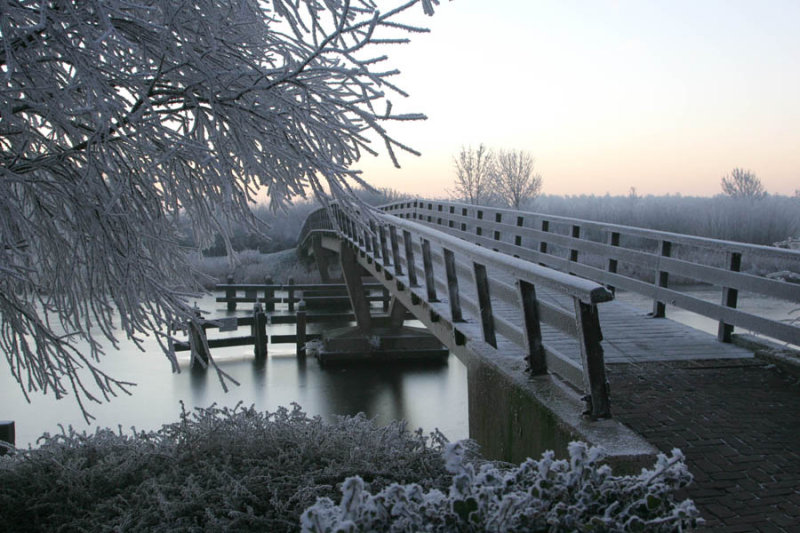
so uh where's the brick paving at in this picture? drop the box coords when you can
[608,358,800,532]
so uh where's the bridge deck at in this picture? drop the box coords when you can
[534,288,754,365]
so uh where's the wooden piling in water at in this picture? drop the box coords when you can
[296,301,307,358]
[265,276,275,312]
[253,303,268,360]
[189,310,210,370]
[226,275,236,311]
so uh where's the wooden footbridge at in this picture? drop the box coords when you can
[291,198,799,463]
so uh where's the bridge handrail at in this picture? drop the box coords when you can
[298,206,610,304]
[380,199,800,347]
[384,200,800,259]
[299,203,615,418]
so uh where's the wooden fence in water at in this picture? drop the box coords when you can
[170,281,391,365]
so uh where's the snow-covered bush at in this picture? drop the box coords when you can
[0,404,453,532]
[301,441,701,532]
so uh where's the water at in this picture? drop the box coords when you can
[1,295,469,449]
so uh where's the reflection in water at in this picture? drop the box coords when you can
[1,294,468,448]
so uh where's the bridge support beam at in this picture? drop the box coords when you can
[313,235,334,283]
[339,242,373,333]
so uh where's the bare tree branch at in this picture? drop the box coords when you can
[0,0,441,420]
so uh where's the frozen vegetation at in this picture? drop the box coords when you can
[0,405,700,532]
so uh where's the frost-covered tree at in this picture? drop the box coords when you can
[0,0,441,419]
[492,149,542,209]
[720,168,766,199]
[450,144,494,205]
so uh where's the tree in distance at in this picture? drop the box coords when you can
[493,149,542,209]
[720,168,767,199]
[0,0,441,420]
[450,144,496,205]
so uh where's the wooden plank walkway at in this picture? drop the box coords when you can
[535,287,754,365]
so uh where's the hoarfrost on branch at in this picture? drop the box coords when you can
[0,0,440,420]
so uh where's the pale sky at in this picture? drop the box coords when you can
[354,0,800,197]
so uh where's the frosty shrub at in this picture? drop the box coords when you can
[301,441,701,532]
[0,404,455,532]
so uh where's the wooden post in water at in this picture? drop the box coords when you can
[296,301,307,358]
[288,277,295,313]
[226,274,236,311]
[718,251,742,342]
[189,309,210,370]
[264,276,275,312]
[253,303,268,360]
[0,420,14,456]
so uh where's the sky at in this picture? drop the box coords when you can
[353,0,800,197]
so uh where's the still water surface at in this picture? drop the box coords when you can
[1,295,469,448]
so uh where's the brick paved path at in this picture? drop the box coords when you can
[608,359,800,532]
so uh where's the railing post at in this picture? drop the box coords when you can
[653,240,671,318]
[473,262,496,347]
[515,216,524,247]
[296,300,307,358]
[403,230,418,287]
[443,248,463,322]
[370,221,380,260]
[253,303,268,360]
[518,281,546,374]
[574,299,611,419]
[288,277,295,313]
[379,225,391,266]
[389,225,403,275]
[606,231,620,295]
[0,421,15,456]
[226,274,236,311]
[539,219,549,265]
[421,238,438,302]
[570,225,581,263]
[718,251,742,342]
[382,287,390,312]
[493,213,502,248]
[264,276,275,312]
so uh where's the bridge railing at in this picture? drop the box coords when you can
[299,204,615,418]
[381,200,800,347]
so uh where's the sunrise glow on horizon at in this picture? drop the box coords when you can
[354,0,800,198]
